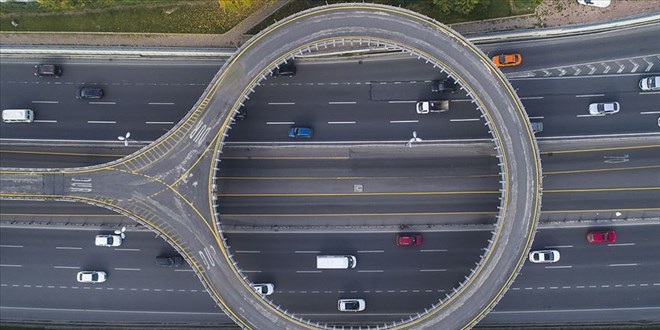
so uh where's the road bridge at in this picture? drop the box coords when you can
[0,3,541,329]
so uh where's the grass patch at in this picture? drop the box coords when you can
[249,0,539,35]
[0,0,266,33]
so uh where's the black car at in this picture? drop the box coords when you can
[34,64,62,77]
[272,61,296,77]
[431,79,457,93]
[76,86,104,99]
[156,255,184,268]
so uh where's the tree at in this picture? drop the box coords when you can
[432,0,483,16]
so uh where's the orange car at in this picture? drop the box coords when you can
[492,53,522,67]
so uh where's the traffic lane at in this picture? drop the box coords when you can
[0,58,220,85]
[541,146,660,173]
[481,22,660,70]
[218,193,500,215]
[544,167,660,190]
[218,154,498,179]
[0,199,119,216]
[0,146,133,168]
[541,189,660,212]
[510,73,656,98]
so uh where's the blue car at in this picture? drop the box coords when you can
[288,126,313,139]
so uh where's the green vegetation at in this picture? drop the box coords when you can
[0,0,268,33]
[249,0,539,35]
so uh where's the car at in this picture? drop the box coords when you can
[397,234,422,246]
[251,283,275,296]
[431,79,457,93]
[589,102,620,115]
[76,86,104,99]
[338,299,366,312]
[528,250,560,264]
[587,230,616,244]
[34,64,62,77]
[492,53,522,67]
[77,271,107,283]
[531,120,543,134]
[639,76,660,91]
[95,234,122,247]
[416,100,449,114]
[288,126,313,139]
[577,0,611,8]
[272,61,296,77]
[156,255,184,267]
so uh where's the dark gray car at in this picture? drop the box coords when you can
[156,255,184,268]
[76,86,104,99]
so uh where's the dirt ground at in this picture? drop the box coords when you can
[537,0,660,27]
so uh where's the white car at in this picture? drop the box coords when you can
[95,234,122,247]
[251,283,274,296]
[338,299,366,312]
[77,271,107,283]
[528,250,560,264]
[639,76,660,91]
[589,102,620,116]
[577,0,611,8]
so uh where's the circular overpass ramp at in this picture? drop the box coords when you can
[209,3,542,329]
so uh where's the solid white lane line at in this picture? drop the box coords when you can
[294,251,320,254]
[451,99,472,102]
[544,245,573,248]
[575,94,605,98]
[390,120,419,124]
[640,111,660,114]
[545,265,572,269]
[328,101,357,105]
[33,120,57,123]
[420,249,448,252]
[53,266,79,269]
[31,101,59,104]
[296,270,322,273]
[0,264,22,267]
[114,268,141,271]
[148,102,175,105]
[241,270,262,273]
[0,306,224,315]
[528,116,545,119]
[576,114,597,118]
[420,269,447,272]
[0,245,23,248]
[87,121,116,124]
[450,118,480,122]
[608,243,635,247]
[173,269,194,272]
[357,250,384,253]
[235,250,261,254]
[357,270,384,273]
[55,247,82,250]
[266,121,295,125]
[639,91,660,95]
[267,102,295,105]
[145,121,174,125]
[491,306,660,314]
[609,263,638,267]
[328,121,356,124]
[519,96,544,100]
[387,100,416,104]
[114,248,140,252]
[89,102,116,105]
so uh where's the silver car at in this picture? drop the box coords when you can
[589,102,619,116]
[251,283,274,296]
[338,299,366,312]
[639,76,660,91]
[77,271,107,283]
[528,250,560,264]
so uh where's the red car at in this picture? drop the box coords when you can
[397,234,422,246]
[587,230,616,244]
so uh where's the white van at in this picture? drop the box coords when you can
[2,109,34,123]
[316,255,357,269]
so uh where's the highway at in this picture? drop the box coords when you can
[1,224,658,326]
[1,14,659,329]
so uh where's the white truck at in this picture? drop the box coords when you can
[416,100,449,114]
